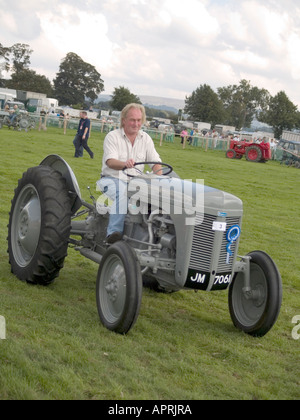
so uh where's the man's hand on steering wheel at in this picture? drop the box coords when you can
[152,163,163,175]
[124,159,136,169]
[122,162,173,178]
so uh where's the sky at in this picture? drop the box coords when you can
[1,0,300,107]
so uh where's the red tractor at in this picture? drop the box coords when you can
[226,139,271,162]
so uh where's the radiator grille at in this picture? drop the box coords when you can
[189,214,241,272]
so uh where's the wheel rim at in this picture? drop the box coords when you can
[231,263,267,327]
[11,184,41,267]
[248,149,259,160]
[99,254,127,324]
[19,119,29,129]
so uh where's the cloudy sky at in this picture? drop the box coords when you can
[1,0,300,106]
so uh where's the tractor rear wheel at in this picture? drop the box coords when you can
[228,251,282,337]
[19,117,30,131]
[246,145,262,162]
[8,165,72,285]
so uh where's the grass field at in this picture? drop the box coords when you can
[0,127,299,400]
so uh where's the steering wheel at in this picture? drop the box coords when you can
[122,162,173,178]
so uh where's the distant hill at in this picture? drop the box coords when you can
[143,103,178,114]
[97,94,111,102]
[139,95,185,112]
[97,94,185,112]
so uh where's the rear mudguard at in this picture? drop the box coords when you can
[40,154,82,214]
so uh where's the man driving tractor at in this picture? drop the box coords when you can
[97,103,162,244]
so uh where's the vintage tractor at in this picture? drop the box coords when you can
[226,139,271,162]
[7,155,282,336]
[0,100,35,131]
[0,112,36,131]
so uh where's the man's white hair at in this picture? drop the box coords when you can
[121,103,146,127]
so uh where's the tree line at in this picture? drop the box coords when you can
[1,43,299,138]
[184,80,300,138]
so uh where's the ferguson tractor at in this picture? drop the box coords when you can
[0,112,36,131]
[7,155,282,336]
[226,139,271,162]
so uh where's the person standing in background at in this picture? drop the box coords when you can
[74,111,94,159]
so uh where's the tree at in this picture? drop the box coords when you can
[258,91,299,138]
[110,86,141,111]
[1,43,33,86]
[217,79,271,130]
[0,43,10,75]
[9,43,33,74]
[184,84,227,126]
[6,69,54,97]
[0,43,9,86]
[294,111,300,130]
[1,43,32,75]
[53,53,104,106]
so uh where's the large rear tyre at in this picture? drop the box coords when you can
[228,251,282,337]
[96,241,142,334]
[19,118,30,131]
[245,145,262,162]
[8,165,72,285]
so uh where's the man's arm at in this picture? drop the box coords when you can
[82,120,90,139]
[106,158,135,170]
[83,127,89,138]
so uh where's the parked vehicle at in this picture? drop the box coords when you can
[194,122,211,131]
[4,101,26,112]
[157,124,174,132]
[278,139,300,168]
[0,92,15,110]
[278,139,300,156]
[281,130,300,143]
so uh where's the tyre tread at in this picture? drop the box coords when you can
[8,165,72,286]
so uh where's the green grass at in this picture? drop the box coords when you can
[0,127,299,400]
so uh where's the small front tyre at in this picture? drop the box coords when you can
[226,149,236,159]
[96,241,143,334]
[228,251,282,337]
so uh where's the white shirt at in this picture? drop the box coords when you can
[101,128,161,181]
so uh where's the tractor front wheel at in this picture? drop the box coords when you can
[228,251,282,337]
[226,149,236,159]
[96,241,143,334]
